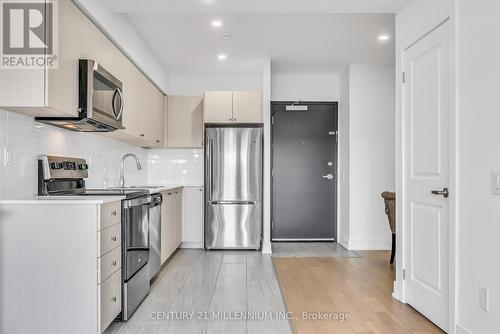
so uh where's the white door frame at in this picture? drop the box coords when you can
[397,17,457,333]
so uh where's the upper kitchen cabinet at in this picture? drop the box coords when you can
[203,91,233,123]
[204,91,262,124]
[233,91,262,123]
[0,0,79,117]
[167,96,204,148]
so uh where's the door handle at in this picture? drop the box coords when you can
[322,173,334,180]
[431,187,449,198]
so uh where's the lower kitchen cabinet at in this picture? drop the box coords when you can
[0,199,123,334]
[160,187,204,264]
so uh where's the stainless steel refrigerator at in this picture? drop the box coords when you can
[205,126,263,250]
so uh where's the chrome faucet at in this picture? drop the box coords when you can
[119,153,142,187]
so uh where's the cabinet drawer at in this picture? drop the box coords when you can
[100,270,121,333]
[98,246,121,283]
[100,201,121,230]
[99,223,121,257]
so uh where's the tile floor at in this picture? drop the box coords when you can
[271,242,358,257]
[105,249,292,334]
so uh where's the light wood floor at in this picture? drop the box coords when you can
[273,251,445,334]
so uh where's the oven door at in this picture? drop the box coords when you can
[122,196,151,281]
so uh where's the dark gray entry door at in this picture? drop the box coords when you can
[271,102,338,240]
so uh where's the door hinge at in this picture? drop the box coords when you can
[402,269,406,280]
[402,72,406,83]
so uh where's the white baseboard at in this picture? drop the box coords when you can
[347,238,391,250]
[456,323,473,334]
[392,280,402,301]
[180,242,203,249]
[262,241,272,254]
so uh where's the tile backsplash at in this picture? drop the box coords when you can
[147,149,204,186]
[0,109,148,198]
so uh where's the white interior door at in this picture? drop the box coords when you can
[403,22,450,332]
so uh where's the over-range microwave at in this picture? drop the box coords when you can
[35,59,125,132]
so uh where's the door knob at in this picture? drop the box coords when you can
[431,187,449,198]
[322,173,334,180]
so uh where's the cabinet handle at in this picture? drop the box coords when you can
[110,297,117,302]
[140,134,145,137]
[111,236,117,242]
[111,261,117,266]
[110,211,117,216]
[156,139,160,143]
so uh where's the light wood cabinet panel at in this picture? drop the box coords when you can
[167,96,204,148]
[97,246,121,284]
[99,270,121,333]
[204,91,233,123]
[162,190,176,261]
[46,0,79,116]
[174,189,183,248]
[0,0,79,116]
[233,91,262,123]
[182,187,204,248]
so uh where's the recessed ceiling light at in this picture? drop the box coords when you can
[218,54,227,60]
[211,20,222,27]
[221,35,231,39]
[378,34,390,42]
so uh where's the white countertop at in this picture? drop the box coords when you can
[0,184,203,205]
[0,196,125,205]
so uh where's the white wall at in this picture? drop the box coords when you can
[348,65,395,250]
[147,149,203,186]
[73,0,169,91]
[271,72,342,101]
[168,73,263,96]
[0,109,147,198]
[455,1,500,333]
[337,66,351,248]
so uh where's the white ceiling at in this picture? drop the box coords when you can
[108,1,402,74]
[109,0,409,14]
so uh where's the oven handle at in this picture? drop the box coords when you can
[123,196,151,209]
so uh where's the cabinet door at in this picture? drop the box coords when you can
[146,85,165,147]
[46,0,79,116]
[174,189,183,248]
[204,91,233,123]
[160,191,169,264]
[233,91,262,123]
[182,187,204,246]
[168,96,204,148]
[165,191,176,258]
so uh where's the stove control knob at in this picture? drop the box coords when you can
[78,164,88,170]
[50,162,63,169]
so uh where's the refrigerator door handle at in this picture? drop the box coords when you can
[209,200,257,205]
[207,138,213,201]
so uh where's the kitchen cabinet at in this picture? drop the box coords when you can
[174,189,183,248]
[161,190,176,264]
[182,187,204,248]
[0,0,79,117]
[0,0,165,148]
[0,199,123,334]
[167,96,204,148]
[204,91,233,123]
[233,91,263,123]
[204,91,262,123]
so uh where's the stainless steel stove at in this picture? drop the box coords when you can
[38,155,151,321]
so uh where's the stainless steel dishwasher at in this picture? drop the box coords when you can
[149,193,162,280]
